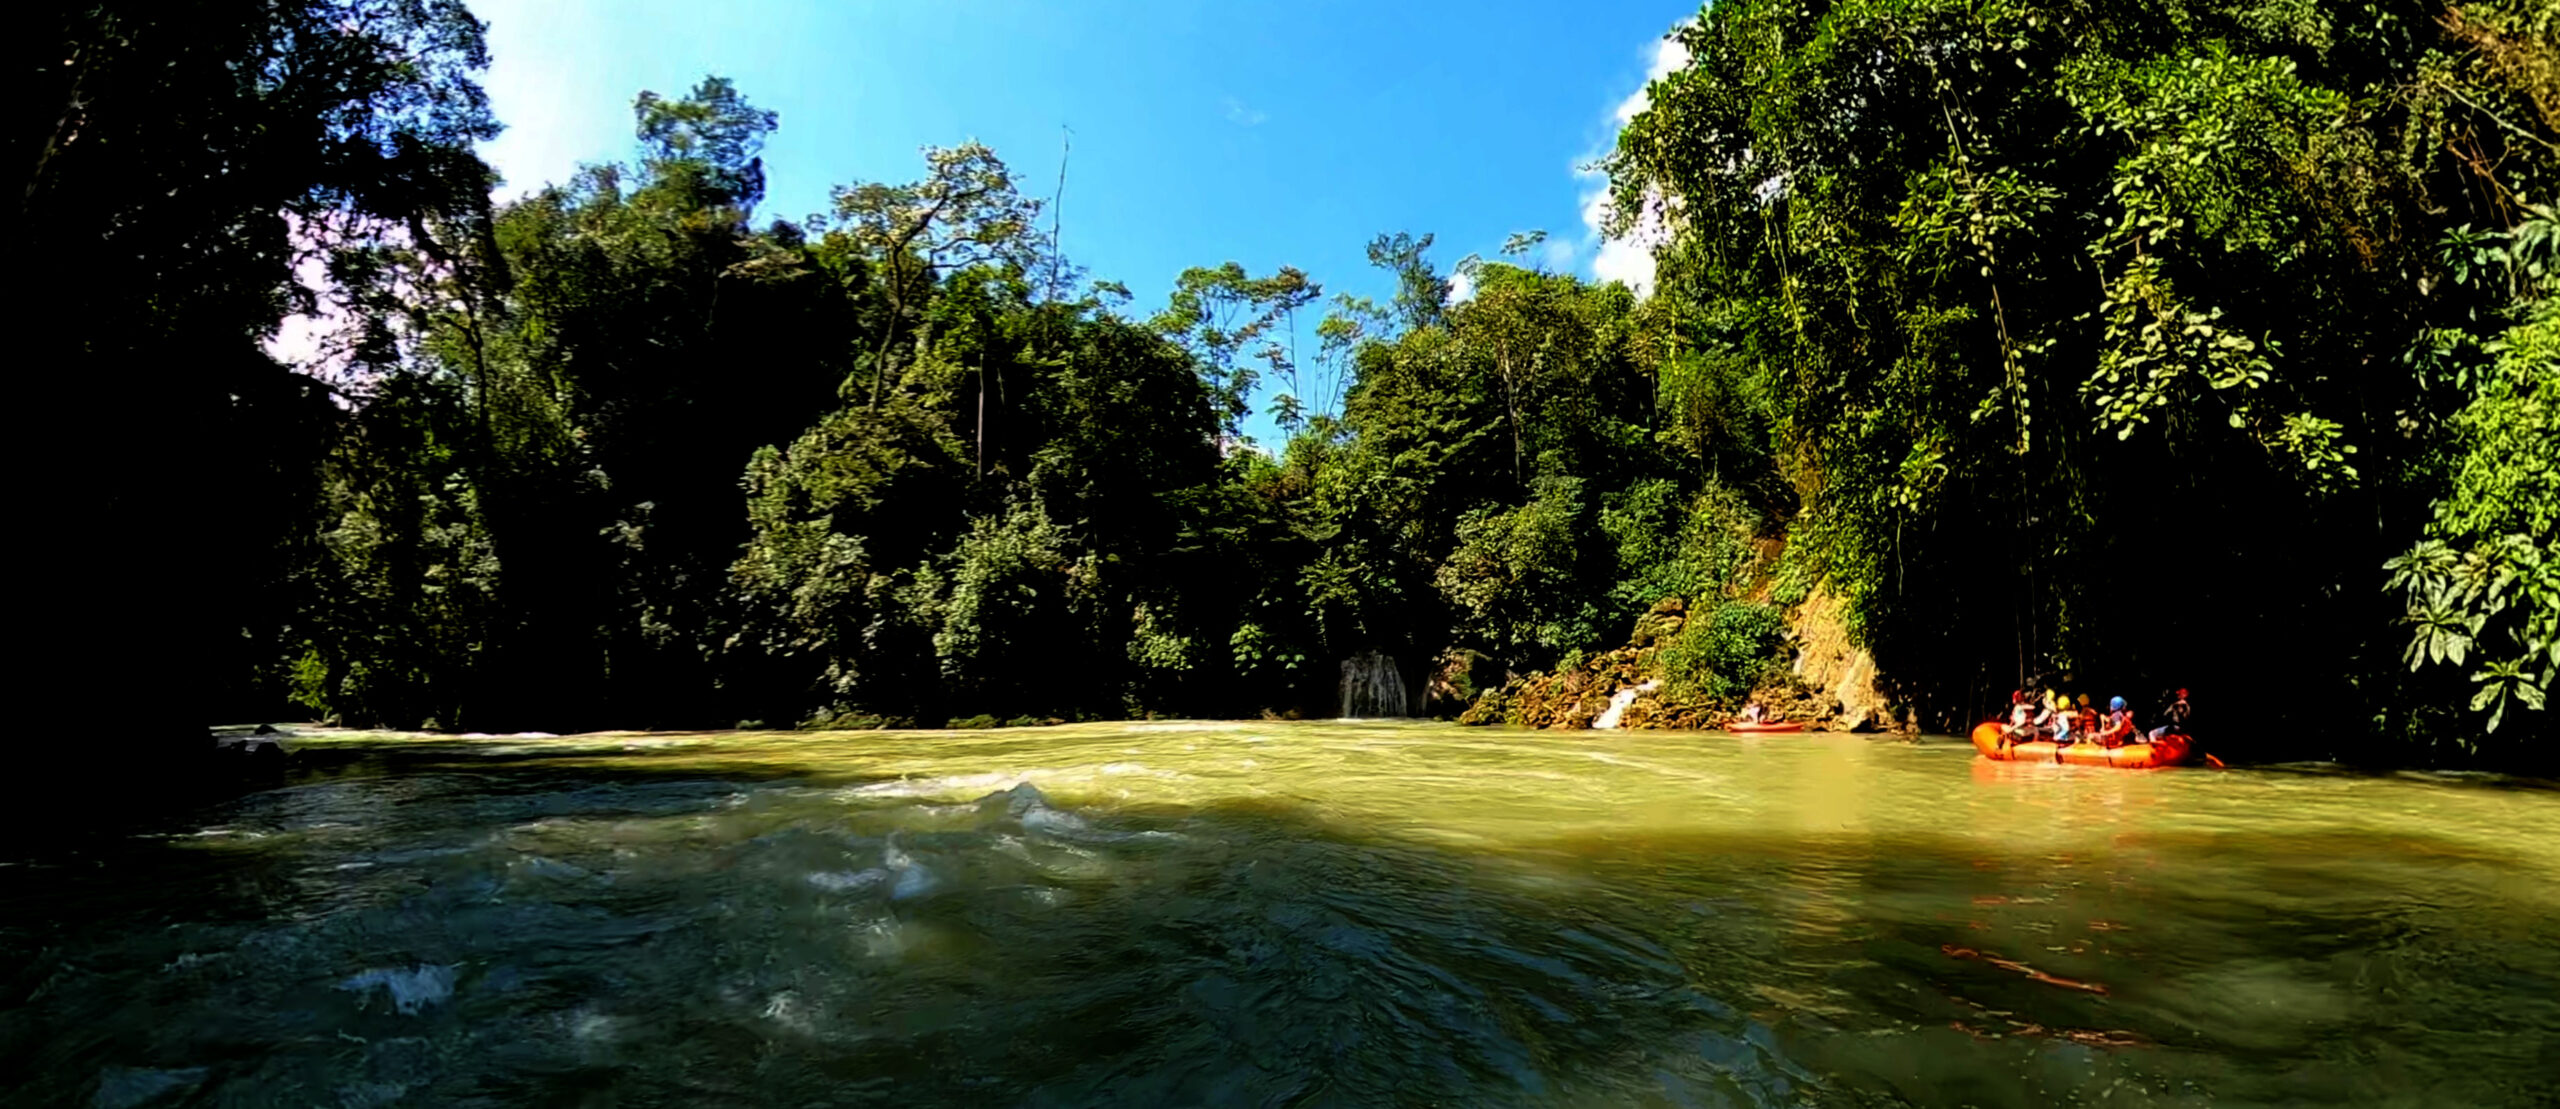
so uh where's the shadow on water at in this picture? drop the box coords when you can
[3,738,2557,1107]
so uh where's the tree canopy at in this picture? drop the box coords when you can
[20,0,2553,778]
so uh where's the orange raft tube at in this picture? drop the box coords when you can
[1969,722,2192,769]
[1728,720,1808,733]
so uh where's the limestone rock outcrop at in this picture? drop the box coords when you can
[1789,589,1895,731]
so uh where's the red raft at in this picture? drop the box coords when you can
[1969,722,2191,769]
[1728,720,1808,733]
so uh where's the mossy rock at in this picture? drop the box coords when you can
[1486,646,1656,728]
[1457,685,1513,726]
[1629,596,1689,647]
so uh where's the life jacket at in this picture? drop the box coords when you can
[2100,708,2135,745]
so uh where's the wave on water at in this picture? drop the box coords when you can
[881,835,938,901]
[837,765,1194,809]
[337,964,456,1015]
[807,869,889,893]
[841,772,1034,801]
[794,783,1177,910]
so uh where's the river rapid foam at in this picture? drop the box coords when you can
[2,721,2555,1106]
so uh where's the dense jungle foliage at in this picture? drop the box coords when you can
[16,0,2554,772]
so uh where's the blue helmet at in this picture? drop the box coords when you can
[2109,696,2127,712]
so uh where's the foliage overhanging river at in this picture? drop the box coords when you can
[5,723,2555,1106]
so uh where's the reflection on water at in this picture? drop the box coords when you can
[3,723,2556,1106]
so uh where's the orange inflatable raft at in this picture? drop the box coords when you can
[1728,720,1808,733]
[1969,721,2191,769]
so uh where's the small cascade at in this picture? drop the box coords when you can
[1590,680,1660,730]
[1339,651,1409,718]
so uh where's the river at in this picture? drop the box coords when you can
[4,722,2555,1106]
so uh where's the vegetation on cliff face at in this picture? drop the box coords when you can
[20,0,2553,765]
[1607,0,2557,757]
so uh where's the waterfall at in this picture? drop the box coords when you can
[1590,680,1660,731]
[1339,651,1409,718]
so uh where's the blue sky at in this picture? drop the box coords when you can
[467,0,1696,444]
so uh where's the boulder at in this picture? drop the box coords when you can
[1789,589,1895,731]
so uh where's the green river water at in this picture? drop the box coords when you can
[3,722,2555,1107]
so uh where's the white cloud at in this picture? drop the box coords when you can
[1222,97,1269,127]
[1445,267,1475,306]
[263,211,345,374]
[1614,31,1692,125]
[262,210,434,402]
[267,311,331,369]
[1536,235,1576,274]
[1589,214,1667,292]
[472,0,632,201]
[1573,24,1690,296]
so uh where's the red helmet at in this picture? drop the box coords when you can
[2175,688,2190,699]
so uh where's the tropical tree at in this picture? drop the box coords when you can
[1607,0,2555,750]
[19,0,499,773]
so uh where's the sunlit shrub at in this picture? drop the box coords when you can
[1658,601,1788,708]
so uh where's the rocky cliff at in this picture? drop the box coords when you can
[1787,589,1898,732]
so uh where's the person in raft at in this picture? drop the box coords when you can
[2003,689,2049,744]
[2095,696,2138,747]
[1740,701,1769,724]
[2149,688,2192,742]
[2076,694,2101,740]
[2048,691,2078,745]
